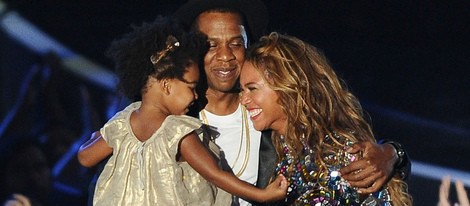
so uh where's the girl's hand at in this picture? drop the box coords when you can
[261,174,288,202]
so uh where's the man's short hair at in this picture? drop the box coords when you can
[174,0,268,42]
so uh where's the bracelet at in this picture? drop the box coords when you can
[389,141,405,167]
[378,139,409,180]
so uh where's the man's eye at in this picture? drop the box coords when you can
[230,42,243,47]
[208,41,216,47]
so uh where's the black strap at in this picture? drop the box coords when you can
[378,139,411,180]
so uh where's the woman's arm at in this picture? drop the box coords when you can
[179,132,287,203]
[77,131,112,167]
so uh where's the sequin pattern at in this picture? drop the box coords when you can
[274,132,392,206]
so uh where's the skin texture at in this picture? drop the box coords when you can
[239,61,287,134]
[340,141,397,193]
[438,175,470,206]
[456,180,470,206]
[150,63,200,116]
[196,12,246,115]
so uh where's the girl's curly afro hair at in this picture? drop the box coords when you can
[106,15,208,101]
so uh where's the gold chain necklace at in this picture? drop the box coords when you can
[199,106,250,177]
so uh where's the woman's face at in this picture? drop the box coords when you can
[240,61,287,135]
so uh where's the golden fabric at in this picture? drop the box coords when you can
[93,102,217,205]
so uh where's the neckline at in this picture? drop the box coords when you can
[199,104,250,177]
[200,103,242,120]
[126,102,166,144]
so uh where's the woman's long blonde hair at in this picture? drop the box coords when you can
[245,32,412,205]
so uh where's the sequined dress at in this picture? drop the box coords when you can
[274,133,392,206]
[93,102,217,206]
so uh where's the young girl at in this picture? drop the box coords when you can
[77,16,287,205]
[240,32,412,205]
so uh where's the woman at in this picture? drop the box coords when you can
[240,32,412,205]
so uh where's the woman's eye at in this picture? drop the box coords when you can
[247,86,256,91]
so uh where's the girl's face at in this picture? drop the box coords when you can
[167,63,200,115]
[240,61,287,135]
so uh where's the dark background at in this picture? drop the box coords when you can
[0,0,469,205]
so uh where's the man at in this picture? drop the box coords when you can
[174,1,268,205]
[174,0,410,205]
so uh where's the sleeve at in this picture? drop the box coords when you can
[197,124,231,171]
[100,119,128,149]
[256,130,277,189]
[164,115,203,157]
[99,103,137,146]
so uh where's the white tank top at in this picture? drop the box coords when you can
[200,104,261,206]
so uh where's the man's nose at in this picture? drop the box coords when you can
[216,45,235,61]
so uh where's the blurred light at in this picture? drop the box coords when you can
[412,160,470,187]
[0,9,116,90]
[0,1,5,13]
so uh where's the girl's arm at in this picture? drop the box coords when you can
[179,132,287,203]
[77,131,112,167]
